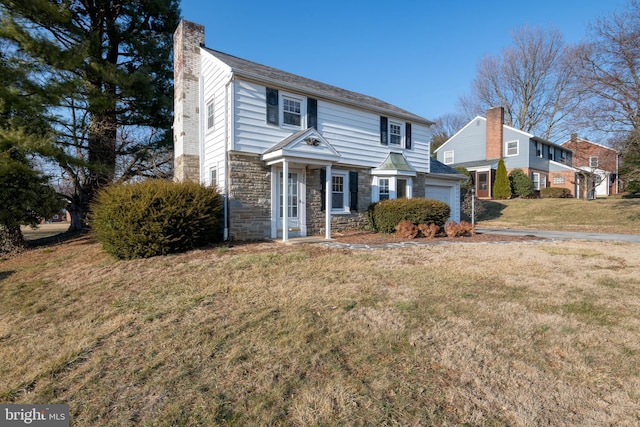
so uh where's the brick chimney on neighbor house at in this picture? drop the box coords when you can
[173,20,204,182]
[486,106,504,160]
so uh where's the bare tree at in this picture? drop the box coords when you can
[429,113,468,154]
[459,26,582,141]
[576,0,640,181]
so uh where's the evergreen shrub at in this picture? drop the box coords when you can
[367,198,450,234]
[91,180,223,259]
[493,158,511,199]
[509,169,534,198]
[540,187,572,198]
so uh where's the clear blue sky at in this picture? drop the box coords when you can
[180,0,626,121]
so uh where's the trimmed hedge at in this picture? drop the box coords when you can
[540,187,573,198]
[367,198,450,234]
[91,180,223,259]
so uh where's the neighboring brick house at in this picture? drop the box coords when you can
[434,106,581,198]
[562,134,619,197]
[173,20,466,241]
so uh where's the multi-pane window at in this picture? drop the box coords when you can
[210,167,217,187]
[207,101,214,129]
[389,122,402,145]
[532,172,540,190]
[536,142,543,158]
[505,140,518,156]
[553,175,565,185]
[332,175,344,209]
[379,178,390,200]
[443,150,454,164]
[283,97,302,126]
[589,156,599,168]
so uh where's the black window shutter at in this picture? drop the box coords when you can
[405,123,412,149]
[307,98,318,129]
[380,116,388,145]
[349,171,358,211]
[320,168,326,211]
[266,87,279,125]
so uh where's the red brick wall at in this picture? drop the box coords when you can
[486,107,504,160]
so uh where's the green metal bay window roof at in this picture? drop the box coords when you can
[372,152,417,176]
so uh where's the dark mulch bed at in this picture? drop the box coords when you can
[327,230,542,245]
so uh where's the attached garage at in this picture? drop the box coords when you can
[425,158,468,223]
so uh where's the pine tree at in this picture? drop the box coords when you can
[0,0,180,231]
[493,158,512,199]
[0,43,64,252]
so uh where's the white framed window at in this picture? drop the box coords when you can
[389,121,403,145]
[283,95,302,127]
[548,148,555,161]
[373,176,412,202]
[540,174,547,189]
[532,172,540,190]
[331,170,349,213]
[589,156,599,168]
[443,150,454,165]
[560,150,567,162]
[536,142,543,158]
[210,167,217,187]
[379,178,390,200]
[505,140,519,157]
[206,100,214,130]
[553,175,565,185]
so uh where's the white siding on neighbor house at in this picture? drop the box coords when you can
[425,178,461,222]
[200,51,232,190]
[230,80,431,172]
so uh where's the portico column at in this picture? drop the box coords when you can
[282,160,289,242]
[325,164,332,239]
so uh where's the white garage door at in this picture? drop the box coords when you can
[426,185,453,207]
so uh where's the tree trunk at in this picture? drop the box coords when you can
[0,225,26,254]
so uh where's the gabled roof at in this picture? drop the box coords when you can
[435,115,572,153]
[202,47,434,127]
[561,136,618,153]
[261,128,341,165]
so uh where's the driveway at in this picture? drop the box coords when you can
[477,228,640,243]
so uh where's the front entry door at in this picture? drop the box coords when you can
[476,171,490,198]
[277,170,304,236]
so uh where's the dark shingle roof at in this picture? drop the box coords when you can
[203,47,433,126]
[429,157,468,176]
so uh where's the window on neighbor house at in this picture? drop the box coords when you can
[536,142,543,158]
[549,148,555,161]
[505,140,518,156]
[207,101,214,130]
[379,178,390,200]
[560,150,567,163]
[589,156,599,168]
[540,174,547,189]
[283,96,302,126]
[389,121,403,145]
[444,150,454,165]
[532,172,540,190]
[553,175,565,185]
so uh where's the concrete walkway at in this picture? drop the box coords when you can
[476,228,640,243]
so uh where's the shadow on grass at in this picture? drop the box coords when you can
[26,229,89,249]
[0,270,15,282]
[476,200,508,221]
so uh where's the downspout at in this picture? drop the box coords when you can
[223,74,233,241]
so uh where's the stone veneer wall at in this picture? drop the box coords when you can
[227,152,272,240]
[306,168,370,236]
[173,20,203,182]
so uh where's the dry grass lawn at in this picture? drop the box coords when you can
[477,197,640,234]
[1,236,640,425]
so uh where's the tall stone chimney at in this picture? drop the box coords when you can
[173,20,204,182]
[486,106,504,160]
